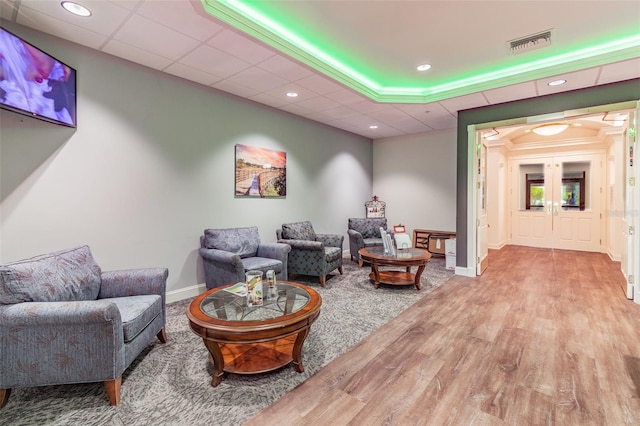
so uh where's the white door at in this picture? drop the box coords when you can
[551,155,603,252]
[510,154,603,251]
[476,137,489,275]
[622,108,638,301]
[510,160,554,248]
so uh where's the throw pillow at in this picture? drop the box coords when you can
[0,245,102,305]
[204,227,260,258]
[282,221,316,241]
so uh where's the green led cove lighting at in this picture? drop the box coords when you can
[202,0,640,104]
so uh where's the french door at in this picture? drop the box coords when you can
[510,153,603,251]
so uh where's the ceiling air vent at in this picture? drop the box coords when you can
[508,30,553,55]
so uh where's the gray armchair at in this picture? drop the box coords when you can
[276,221,343,287]
[347,217,388,266]
[0,245,168,407]
[200,226,290,289]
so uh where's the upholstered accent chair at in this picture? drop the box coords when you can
[347,218,388,266]
[0,245,168,408]
[276,221,343,287]
[200,226,291,289]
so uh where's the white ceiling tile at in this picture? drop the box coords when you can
[249,92,290,108]
[278,102,314,116]
[347,100,391,115]
[257,55,314,81]
[224,67,289,92]
[16,0,130,36]
[113,14,201,59]
[14,9,107,50]
[137,0,224,42]
[483,81,537,105]
[303,111,343,122]
[102,39,174,70]
[439,93,490,115]
[179,44,251,77]
[295,74,345,95]
[425,115,458,130]
[324,88,368,105]
[211,79,261,98]
[108,1,141,11]
[597,58,640,84]
[164,62,222,87]
[292,96,341,112]
[207,29,275,64]
[319,105,362,120]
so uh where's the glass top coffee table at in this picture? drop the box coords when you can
[186,281,321,387]
[358,247,431,290]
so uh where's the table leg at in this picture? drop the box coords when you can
[203,339,225,387]
[292,327,310,373]
[413,264,426,290]
[371,263,381,288]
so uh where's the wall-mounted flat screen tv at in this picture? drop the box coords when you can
[0,27,76,127]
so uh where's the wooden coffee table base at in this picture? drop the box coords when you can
[203,332,308,387]
[369,265,426,290]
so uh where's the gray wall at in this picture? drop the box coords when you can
[0,23,372,299]
[372,129,457,235]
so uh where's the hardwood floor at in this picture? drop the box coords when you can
[245,246,640,425]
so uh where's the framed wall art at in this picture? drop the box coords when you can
[235,144,286,198]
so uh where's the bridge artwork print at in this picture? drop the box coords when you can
[235,144,287,198]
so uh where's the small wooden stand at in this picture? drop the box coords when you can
[413,229,456,256]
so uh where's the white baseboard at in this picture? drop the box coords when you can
[166,283,206,303]
[607,250,621,262]
[455,266,476,277]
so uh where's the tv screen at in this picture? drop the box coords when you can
[0,27,76,127]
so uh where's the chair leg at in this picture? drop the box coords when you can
[157,327,167,343]
[105,376,122,406]
[358,259,363,267]
[0,388,11,408]
[319,276,326,287]
[338,266,343,275]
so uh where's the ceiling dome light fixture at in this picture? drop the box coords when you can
[416,64,431,71]
[548,79,567,86]
[61,1,91,17]
[532,122,569,136]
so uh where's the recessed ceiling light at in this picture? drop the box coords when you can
[416,64,431,71]
[369,125,378,129]
[286,92,298,97]
[548,79,567,86]
[61,1,91,17]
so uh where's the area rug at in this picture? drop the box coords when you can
[0,256,453,425]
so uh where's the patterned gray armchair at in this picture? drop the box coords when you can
[276,221,343,287]
[0,245,168,407]
[347,218,388,266]
[200,226,291,289]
